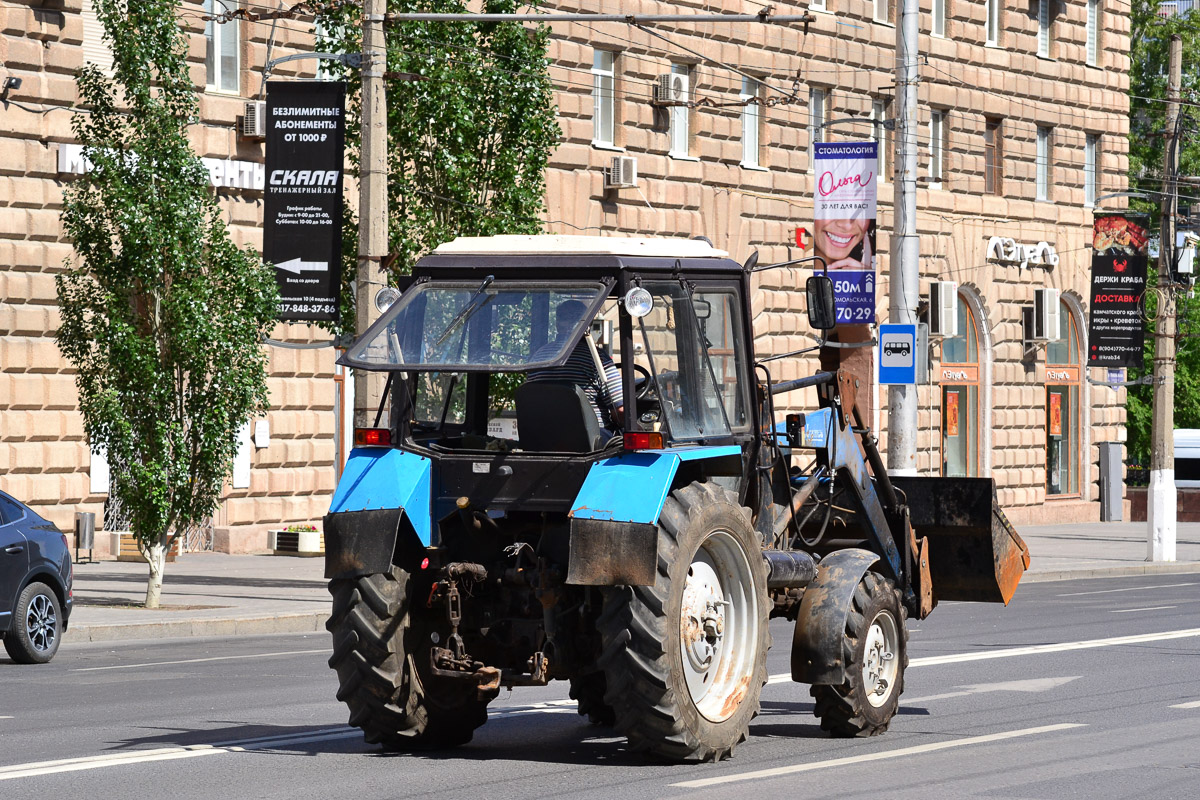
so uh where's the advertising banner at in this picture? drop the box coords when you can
[263,81,346,322]
[812,140,878,324]
[1086,213,1148,368]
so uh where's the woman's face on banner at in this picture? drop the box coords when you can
[814,217,870,266]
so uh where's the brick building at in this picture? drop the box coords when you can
[0,0,1130,552]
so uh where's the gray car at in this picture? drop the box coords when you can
[0,490,73,663]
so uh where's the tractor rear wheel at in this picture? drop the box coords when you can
[598,482,769,761]
[810,571,908,737]
[570,671,615,725]
[326,567,488,749]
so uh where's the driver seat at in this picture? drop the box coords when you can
[515,382,603,452]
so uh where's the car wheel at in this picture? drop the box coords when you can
[4,581,63,664]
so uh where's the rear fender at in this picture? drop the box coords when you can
[566,445,741,586]
[791,548,879,685]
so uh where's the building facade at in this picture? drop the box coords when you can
[0,0,1130,550]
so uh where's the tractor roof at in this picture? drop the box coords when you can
[432,235,729,259]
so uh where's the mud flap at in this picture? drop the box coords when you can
[566,518,658,586]
[323,508,403,580]
[890,477,1031,605]
[791,548,879,685]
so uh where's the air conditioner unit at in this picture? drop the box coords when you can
[1033,287,1061,341]
[604,155,637,189]
[654,72,689,105]
[242,100,267,139]
[928,280,959,336]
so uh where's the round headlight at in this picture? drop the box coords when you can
[374,286,402,314]
[623,287,653,318]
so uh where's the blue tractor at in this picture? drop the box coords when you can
[323,235,1029,761]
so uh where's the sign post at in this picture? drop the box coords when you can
[263,80,346,322]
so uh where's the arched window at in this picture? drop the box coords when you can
[941,294,980,477]
[1045,301,1081,495]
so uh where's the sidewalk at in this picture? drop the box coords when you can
[63,522,1200,643]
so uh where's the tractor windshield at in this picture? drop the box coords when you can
[341,280,611,371]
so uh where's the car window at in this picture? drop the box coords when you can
[0,494,27,526]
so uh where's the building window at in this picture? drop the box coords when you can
[592,49,616,147]
[872,98,892,183]
[810,0,826,11]
[1037,0,1051,58]
[204,0,239,93]
[875,0,892,24]
[984,118,1003,195]
[1036,126,1052,201]
[942,294,980,478]
[668,63,691,158]
[985,0,1000,45]
[1087,0,1100,66]
[81,0,115,75]
[932,0,946,36]
[1046,304,1081,496]
[741,77,761,168]
[930,109,946,189]
[1085,133,1098,207]
[808,87,828,169]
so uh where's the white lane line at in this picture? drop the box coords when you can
[0,728,360,782]
[1111,606,1177,614]
[670,723,1086,789]
[1170,700,1200,709]
[72,649,330,672]
[1057,582,1197,597]
[767,626,1200,683]
[0,717,12,720]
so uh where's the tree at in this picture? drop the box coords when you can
[1125,2,1200,465]
[57,0,278,607]
[315,0,561,348]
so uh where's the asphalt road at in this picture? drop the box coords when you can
[3,574,1200,800]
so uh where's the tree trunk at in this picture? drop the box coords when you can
[144,541,167,609]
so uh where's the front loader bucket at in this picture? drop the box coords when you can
[889,477,1030,604]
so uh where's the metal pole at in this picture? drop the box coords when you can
[1148,34,1181,562]
[887,0,920,475]
[355,0,389,428]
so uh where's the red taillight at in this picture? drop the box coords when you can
[623,431,664,451]
[354,427,392,447]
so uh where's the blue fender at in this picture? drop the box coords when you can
[328,448,433,545]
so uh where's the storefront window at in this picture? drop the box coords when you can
[941,294,979,477]
[1045,302,1080,495]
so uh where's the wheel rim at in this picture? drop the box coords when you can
[678,530,758,723]
[25,593,57,653]
[861,608,899,708]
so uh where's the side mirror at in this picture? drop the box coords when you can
[806,275,837,330]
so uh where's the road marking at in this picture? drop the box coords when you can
[903,676,1080,705]
[767,627,1200,683]
[1056,582,1197,597]
[670,723,1086,788]
[1111,606,1177,614]
[72,649,330,672]
[0,728,359,782]
[1170,700,1200,709]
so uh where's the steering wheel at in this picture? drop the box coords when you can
[615,363,654,400]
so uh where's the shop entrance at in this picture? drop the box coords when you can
[941,293,980,477]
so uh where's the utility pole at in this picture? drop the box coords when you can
[1148,34,1182,562]
[355,0,389,427]
[887,0,920,475]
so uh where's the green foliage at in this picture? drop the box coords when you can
[315,0,561,341]
[56,0,278,552]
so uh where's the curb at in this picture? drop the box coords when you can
[1023,562,1200,583]
[65,611,328,643]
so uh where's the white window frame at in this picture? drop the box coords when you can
[1036,126,1051,201]
[932,0,946,37]
[1037,0,1051,58]
[874,0,893,24]
[1085,133,1098,207]
[740,77,762,169]
[808,87,827,171]
[668,63,691,159]
[810,0,827,11]
[985,0,1000,46]
[872,98,891,184]
[929,109,945,189]
[205,0,240,94]
[81,0,115,76]
[1086,0,1100,66]
[591,49,616,148]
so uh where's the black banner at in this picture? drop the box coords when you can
[1087,214,1148,368]
[263,81,346,322]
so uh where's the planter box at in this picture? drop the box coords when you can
[108,531,181,563]
[268,529,324,557]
